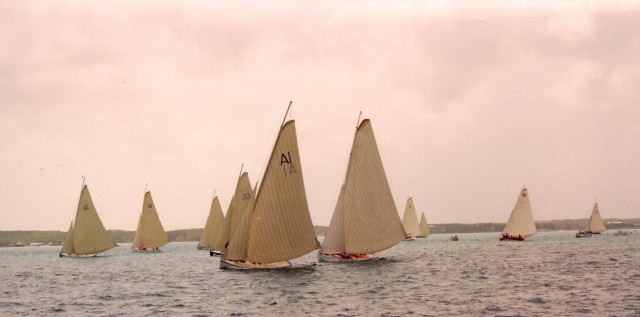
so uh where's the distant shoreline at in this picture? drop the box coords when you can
[1,218,638,247]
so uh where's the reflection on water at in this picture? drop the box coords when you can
[1,230,638,316]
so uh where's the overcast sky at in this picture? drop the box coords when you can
[1,1,639,231]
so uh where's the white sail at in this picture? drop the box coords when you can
[61,185,117,256]
[224,116,319,265]
[211,172,252,253]
[319,186,346,254]
[222,183,257,261]
[321,118,406,256]
[60,221,74,255]
[419,212,430,237]
[584,202,606,233]
[502,188,537,238]
[197,195,225,250]
[402,197,422,238]
[132,191,169,250]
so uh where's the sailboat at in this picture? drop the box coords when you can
[209,169,252,256]
[419,212,430,238]
[197,193,225,250]
[60,180,117,257]
[584,202,606,234]
[402,197,422,240]
[500,188,537,241]
[318,115,406,262]
[220,102,320,269]
[132,190,169,252]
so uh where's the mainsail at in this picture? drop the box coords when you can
[402,197,422,238]
[223,111,319,266]
[60,185,117,256]
[502,188,537,238]
[211,172,252,253]
[132,191,169,250]
[197,195,225,250]
[584,202,606,233]
[320,118,406,256]
[419,212,430,237]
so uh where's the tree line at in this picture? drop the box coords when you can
[1,220,637,247]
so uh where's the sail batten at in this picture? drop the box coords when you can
[132,191,169,250]
[584,202,606,233]
[322,119,406,256]
[502,188,537,238]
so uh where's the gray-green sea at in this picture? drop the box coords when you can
[1,231,638,316]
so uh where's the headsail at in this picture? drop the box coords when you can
[132,191,169,250]
[319,186,346,254]
[584,202,606,233]
[60,221,75,255]
[402,197,422,238]
[502,188,537,238]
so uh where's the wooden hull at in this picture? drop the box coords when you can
[576,231,592,238]
[317,253,379,263]
[219,259,292,270]
[499,235,525,241]
[59,253,97,258]
[132,248,161,253]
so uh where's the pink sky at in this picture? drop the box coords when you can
[1,1,639,230]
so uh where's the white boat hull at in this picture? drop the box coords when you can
[210,250,223,257]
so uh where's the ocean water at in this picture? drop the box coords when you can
[1,230,638,316]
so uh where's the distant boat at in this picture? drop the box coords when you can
[500,188,537,241]
[575,230,592,238]
[402,197,422,240]
[583,202,606,234]
[220,102,320,269]
[318,115,406,262]
[132,191,169,252]
[197,194,225,250]
[614,230,632,236]
[60,181,117,257]
[419,212,430,238]
[449,235,459,241]
[210,170,252,256]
